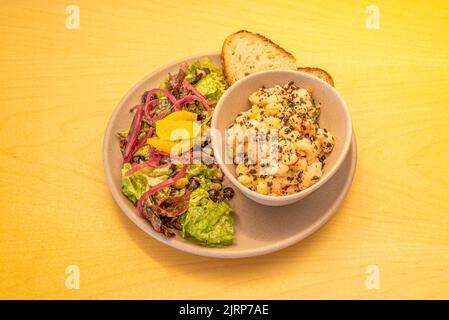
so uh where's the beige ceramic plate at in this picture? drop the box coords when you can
[103,52,357,258]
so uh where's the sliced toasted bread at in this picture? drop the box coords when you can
[297,67,334,86]
[222,30,297,85]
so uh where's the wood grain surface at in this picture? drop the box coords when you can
[0,0,448,299]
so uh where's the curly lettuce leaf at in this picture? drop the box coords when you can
[185,58,222,82]
[133,145,150,160]
[182,199,234,247]
[189,187,209,207]
[186,163,223,180]
[121,163,171,204]
[186,58,227,106]
[194,73,227,106]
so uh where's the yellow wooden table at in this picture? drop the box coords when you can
[1,0,448,299]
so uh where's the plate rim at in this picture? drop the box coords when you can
[102,52,357,259]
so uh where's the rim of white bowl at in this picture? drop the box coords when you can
[211,70,353,204]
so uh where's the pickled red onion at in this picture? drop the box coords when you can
[145,88,177,105]
[173,95,211,112]
[182,80,211,111]
[136,164,188,217]
[146,110,169,122]
[124,105,144,163]
[124,155,162,176]
[144,99,159,119]
[128,127,154,161]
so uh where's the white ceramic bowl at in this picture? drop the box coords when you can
[211,70,353,206]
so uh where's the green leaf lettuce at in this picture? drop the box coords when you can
[185,58,227,106]
[182,199,234,247]
[121,163,171,204]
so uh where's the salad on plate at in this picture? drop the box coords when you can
[117,58,235,247]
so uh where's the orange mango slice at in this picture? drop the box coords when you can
[162,110,198,121]
[147,137,193,155]
[156,119,201,141]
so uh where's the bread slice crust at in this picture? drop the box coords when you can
[221,30,335,87]
[221,30,297,85]
[297,67,335,86]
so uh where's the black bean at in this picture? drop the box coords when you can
[197,112,206,121]
[190,76,201,85]
[189,178,200,190]
[198,67,210,76]
[132,155,145,163]
[141,91,150,104]
[223,187,235,200]
[209,189,221,202]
